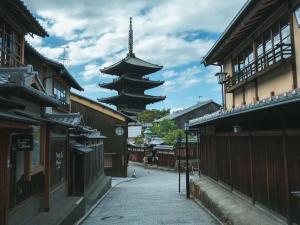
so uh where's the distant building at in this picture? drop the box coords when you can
[155,100,220,129]
[98,18,165,117]
[70,93,134,177]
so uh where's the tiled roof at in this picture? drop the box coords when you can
[155,100,219,123]
[0,110,39,124]
[153,145,174,151]
[70,141,94,153]
[25,43,83,91]
[45,113,82,127]
[100,54,163,76]
[0,67,61,106]
[189,89,300,127]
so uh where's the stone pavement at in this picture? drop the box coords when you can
[80,165,220,225]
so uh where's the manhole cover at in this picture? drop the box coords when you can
[101,215,123,221]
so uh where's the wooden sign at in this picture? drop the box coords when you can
[14,134,33,151]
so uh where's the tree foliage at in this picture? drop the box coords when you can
[137,109,170,123]
[150,119,184,146]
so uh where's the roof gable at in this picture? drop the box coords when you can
[70,93,134,122]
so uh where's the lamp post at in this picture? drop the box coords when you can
[176,135,182,193]
[215,72,227,109]
[184,123,190,198]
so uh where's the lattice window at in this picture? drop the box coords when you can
[104,155,113,168]
[0,19,22,67]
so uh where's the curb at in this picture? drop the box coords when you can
[191,196,224,225]
[75,177,136,225]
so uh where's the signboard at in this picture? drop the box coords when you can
[14,134,33,151]
[295,6,300,27]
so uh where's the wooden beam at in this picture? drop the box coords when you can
[0,130,11,225]
[43,123,50,211]
[0,121,32,129]
[228,135,233,191]
[281,117,291,224]
[70,94,126,122]
[248,132,255,204]
[289,3,298,89]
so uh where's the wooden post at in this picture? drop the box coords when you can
[228,135,233,191]
[44,123,50,211]
[288,0,298,89]
[0,130,11,225]
[281,117,291,224]
[249,132,255,204]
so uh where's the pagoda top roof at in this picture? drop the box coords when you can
[100,17,163,76]
[100,54,163,76]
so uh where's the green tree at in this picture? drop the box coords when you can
[163,129,184,146]
[137,109,170,123]
[150,119,177,136]
[150,119,184,146]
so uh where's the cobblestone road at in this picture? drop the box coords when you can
[81,165,219,225]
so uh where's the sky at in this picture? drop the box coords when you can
[24,0,247,112]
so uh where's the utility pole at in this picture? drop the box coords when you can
[57,46,70,66]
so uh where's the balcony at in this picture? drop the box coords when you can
[225,43,293,92]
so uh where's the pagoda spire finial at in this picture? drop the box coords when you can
[128,17,134,56]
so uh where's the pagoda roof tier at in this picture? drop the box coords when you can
[100,54,163,76]
[98,92,166,105]
[99,75,164,90]
[120,108,144,116]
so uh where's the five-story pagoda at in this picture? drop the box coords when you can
[98,18,165,116]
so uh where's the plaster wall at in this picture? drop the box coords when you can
[257,64,293,100]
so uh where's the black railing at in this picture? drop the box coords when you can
[226,43,292,90]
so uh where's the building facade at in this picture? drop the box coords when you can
[0,1,109,224]
[191,0,300,224]
[155,100,220,129]
[71,93,133,177]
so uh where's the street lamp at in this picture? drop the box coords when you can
[215,72,227,109]
[175,135,182,193]
[184,123,190,198]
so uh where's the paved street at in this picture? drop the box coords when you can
[81,165,219,225]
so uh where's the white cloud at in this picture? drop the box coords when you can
[24,0,247,70]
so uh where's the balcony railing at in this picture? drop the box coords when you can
[226,43,293,91]
[0,48,23,67]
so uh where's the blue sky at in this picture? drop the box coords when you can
[24,0,247,112]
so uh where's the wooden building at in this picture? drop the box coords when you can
[191,0,300,224]
[155,100,220,129]
[70,93,134,177]
[69,126,106,197]
[0,1,109,224]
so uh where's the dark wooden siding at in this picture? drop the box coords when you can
[199,130,300,221]
[71,100,128,177]
[50,138,67,189]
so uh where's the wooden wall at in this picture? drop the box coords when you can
[199,131,300,223]
[0,130,10,225]
[71,100,128,177]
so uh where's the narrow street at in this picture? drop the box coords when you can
[80,166,219,225]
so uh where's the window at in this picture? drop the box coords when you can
[54,81,67,105]
[104,155,113,168]
[0,20,22,67]
[231,16,292,87]
[31,126,41,167]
